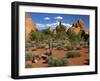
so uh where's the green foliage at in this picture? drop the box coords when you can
[25,63,33,68]
[45,51,52,56]
[65,50,81,58]
[34,54,40,58]
[30,30,45,41]
[25,42,31,48]
[75,45,82,50]
[67,32,84,48]
[66,45,74,50]
[25,52,33,61]
[81,30,89,41]
[56,45,64,50]
[25,52,40,61]
[52,43,58,48]
[83,42,89,48]
[43,28,53,36]
[56,31,67,40]
[60,24,66,31]
[41,54,49,60]
[31,47,37,51]
[48,57,69,67]
[56,23,66,32]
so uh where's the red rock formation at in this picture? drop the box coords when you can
[78,19,84,28]
[67,19,89,35]
[25,12,37,41]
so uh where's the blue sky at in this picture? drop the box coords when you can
[28,12,89,30]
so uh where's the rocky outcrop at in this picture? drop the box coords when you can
[25,12,37,40]
[67,19,89,35]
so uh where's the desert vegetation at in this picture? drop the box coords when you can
[25,13,89,68]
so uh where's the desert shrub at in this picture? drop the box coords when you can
[66,45,74,50]
[80,41,85,46]
[56,31,66,40]
[25,52,33,61]
[34,54,40,58]
[31,41,36,44]
[48,58,55,67]
[52,43,58,48]
[30,30,45,41]
[83,44,89,48]
[39,44,45,48]
[41,54,49,60]
[25,48,29,51]
[44,45,49,49]
[25,43,31,48]
[31,54,40,63]
[65,51,81,58]
[43,28,53,36]
[41,54,49,63]
[25,52,40,61]
[76,46,81,50]
[25,63,33,68]
[48,57,69,67]
[31,47,37,51]
[45,51,52,56]
[67,32,84,48]
[56,43,64,50]
[75,45,82,50]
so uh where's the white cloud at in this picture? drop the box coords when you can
[54,16,63,20]
[36,23,56,30]
[44,17,50,20]
[46,23,57,28]
[36,24,46,30]
[36,22,72,30]
[62,23,72,29]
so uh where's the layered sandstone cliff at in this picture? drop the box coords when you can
[25,12,37,40]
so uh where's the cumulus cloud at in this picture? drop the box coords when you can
[44,17,50,20]
[54,16,63,20]
[36,23,56,30]
[36,22,72,30]
[36,24,45,30]
[62,23,72,29]
[46,23,57,29]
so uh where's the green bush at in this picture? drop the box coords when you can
[44,45,49,49]
[30,30,45,41]
[41,54,49,63]
[31,47,37,51]
[66,45,74,50]
[45,51,52,56]
[80,41,85,46]
[48,57,69,67]
[56,45,64,50]
[83,44,89,48]
[25,52,33,61]
[25,43,31,48]
[75,45,82,50]
[34,54,40,58]
[25,52,39,61]
[25,63,33,68]
[65,51,81,58]
[52,43,58,48]
[41,54,48,60]
[76,47,81,50]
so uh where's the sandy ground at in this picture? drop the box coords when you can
[26,47,89,68]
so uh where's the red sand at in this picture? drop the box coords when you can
[26,48,89,68]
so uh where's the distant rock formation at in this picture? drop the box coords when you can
[68,19,89,34]
[67,19,89,41]
[25,12,37,41]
